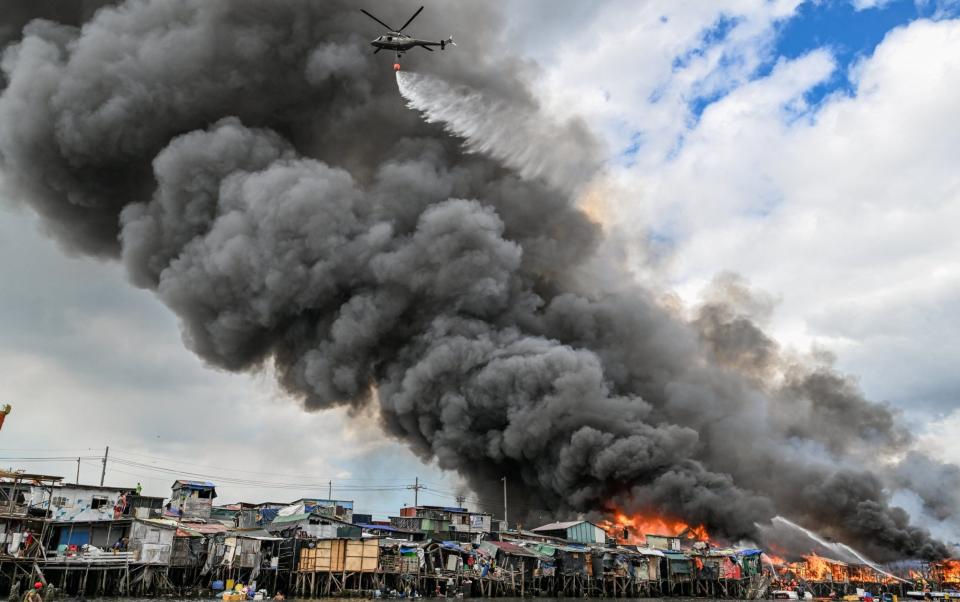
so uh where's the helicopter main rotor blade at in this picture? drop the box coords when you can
[397,6,424,32]
[360,9,394,31]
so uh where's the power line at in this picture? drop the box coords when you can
[5,452,503,517]
[82,461,415,501]
[110,447,415,482]
[0,448,102,453]
[1,455,536,513]
[0,456,102,462]
[0,447,425,487]
[407,477,424,506]
[107,457,412,491]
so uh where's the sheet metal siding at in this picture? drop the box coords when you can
[567,522,606,544]
[43,486,126,522]
[129,520,174,565]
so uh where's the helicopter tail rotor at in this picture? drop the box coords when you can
[441,36,455,50]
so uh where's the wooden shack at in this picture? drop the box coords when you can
[663,551,693,580]
[298,538,379,573]
[631,547,664,580]
[128,518,176,564]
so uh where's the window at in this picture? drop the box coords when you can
[91,496,108,510]
[51,496,68,508]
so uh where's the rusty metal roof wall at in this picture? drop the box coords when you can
[531,520,597,532]
[176,521,229,535]
[0,471,63,481]
[484,540,542,558]
[172,480,216,489]
[53,483,138,492]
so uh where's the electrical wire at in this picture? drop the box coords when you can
[5,450,522,518]
[106,457,410,491]
[0,456,102,462]
[110,447,416,482]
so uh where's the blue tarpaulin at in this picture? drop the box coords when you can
[58,530,90,546]
[259,508,280,524]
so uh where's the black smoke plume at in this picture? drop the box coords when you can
[0,0,956,561]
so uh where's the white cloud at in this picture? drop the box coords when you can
[526,0,804,159]
[851,0,893,11]
[595,17,960,418]
[919,409,960,467]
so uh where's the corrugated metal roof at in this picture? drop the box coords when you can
[270,512,311,525]
[292,498,355,510]
[483,540,541,558]
[231,529,281,541]
[0,471,63,481]
[172,480,216,489]
[268,511,354,528]
[531,520,587,532]
[136,518,179,530]
[356,523,405,533]
[190,522,229,533]
[55,483,138,493]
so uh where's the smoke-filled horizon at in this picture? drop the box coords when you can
[0,0,956,561]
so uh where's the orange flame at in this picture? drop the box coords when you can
[602,510,711,545]
[803,553,832,581]
[933,559,960,584]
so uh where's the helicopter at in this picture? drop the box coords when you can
[361,6,455,70]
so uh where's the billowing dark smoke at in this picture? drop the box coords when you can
[0,0,956,561]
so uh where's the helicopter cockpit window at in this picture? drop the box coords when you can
[386,36,393,41]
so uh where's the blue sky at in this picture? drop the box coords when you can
[682,0,960,129]
[770,0,957,104]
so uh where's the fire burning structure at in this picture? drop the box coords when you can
[931,559,960,587]
[601,511,712,547]
[596,510,959,599]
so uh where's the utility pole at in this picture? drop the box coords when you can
[407,477,424,507]
[502,476,508,529]
[328,480,332,500]
[455,494,466,509]
[100,446,109,486]
[76,457,81,485]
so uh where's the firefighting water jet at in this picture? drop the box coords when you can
[770,516,910,583]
